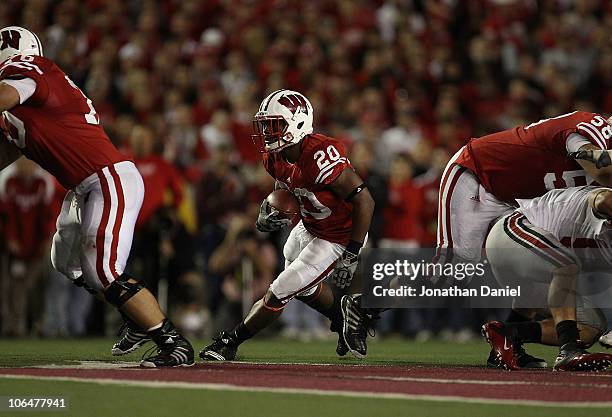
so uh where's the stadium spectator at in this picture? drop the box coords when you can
[0,159,59,336]
[3,0,612,337]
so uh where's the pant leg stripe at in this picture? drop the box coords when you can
[505,213,574,268]
[503,214,562,268]
[101,168,119,281]
[435,164,463,260]
[95,171,112,287]
[515,215,576,266]
[509,213,566,267]
[279,260,337,302]
[436,165,454,250]
[443,166,466,251]
[108,165,125,279]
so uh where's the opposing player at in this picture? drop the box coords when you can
[199,90,375,360]
[433,111,612,367]
[341,112,612,362]
[437,111,612,263]
[483,186,612,371]
[0,26,193,367]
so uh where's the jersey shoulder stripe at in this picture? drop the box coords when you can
[577,122,607,149]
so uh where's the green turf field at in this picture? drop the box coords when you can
[0,336,558,367]
[0,337,609,417]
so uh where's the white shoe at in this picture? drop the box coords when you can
[600,330,612,349]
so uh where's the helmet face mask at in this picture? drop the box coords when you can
[251,90,313,153]
[252,115,290,153]
[0,26,43,65]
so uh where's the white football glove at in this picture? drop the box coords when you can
[331,249,359,289]
[255,200,291,232]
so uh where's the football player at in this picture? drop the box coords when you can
[437,111,612,262]
[0,26,193,367]
[343,112,612,362]
[483,186,612,371]
[199,90,375,360]
[435,111,612,368]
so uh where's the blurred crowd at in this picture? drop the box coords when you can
[1,0,612,341]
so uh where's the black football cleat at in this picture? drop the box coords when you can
[486,346,547,369]
[553,342,612,372]
[140,337,195,368]
[140,319,195,368]
[481,321,520,370]
[112,322,151,356]
[199,331,239,361]
[336,333,349,357]
[341,294,377,359]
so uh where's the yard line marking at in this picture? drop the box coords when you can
[1,374,611,408]
[32,361,140,369]
[345,375,612,390]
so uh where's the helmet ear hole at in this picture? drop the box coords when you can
[297,122,304,129]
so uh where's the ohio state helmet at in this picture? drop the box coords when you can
[252,89,314,153]
[0,26,43,64]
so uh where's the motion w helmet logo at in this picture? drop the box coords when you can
[0,30,21,51]
[278,94,309,116]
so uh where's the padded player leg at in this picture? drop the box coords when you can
[297,283,342,332]
[104,274,146,308]
[239,291,285,339]
[261,291,286,311]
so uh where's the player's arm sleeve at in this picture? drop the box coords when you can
[573,113,612,150]
[0,58,49,105]
[0,78,36,105]
[305,142,353,185]
[566,132,592,154]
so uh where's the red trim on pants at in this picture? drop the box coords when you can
[435,165,465,260]
[95,171,112,287]
[279,260,337,302]
[507,213,575,267]
[108,165,125,279]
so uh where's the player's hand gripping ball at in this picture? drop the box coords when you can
[255,189,299,232]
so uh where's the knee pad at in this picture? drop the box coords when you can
[104,274,146,308]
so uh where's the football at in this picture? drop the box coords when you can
[266,188,300,222]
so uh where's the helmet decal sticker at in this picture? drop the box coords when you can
[0,30,21,51]
[278,94,309,116]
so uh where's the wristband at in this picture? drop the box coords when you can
[346,239,363,255]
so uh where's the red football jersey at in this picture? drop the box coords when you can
[1,171,56,259]
[456,111,612,202]
[263,134,354,244]
[0,55,127,189]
